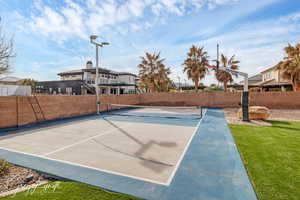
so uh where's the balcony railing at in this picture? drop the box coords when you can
[84,78,135,86]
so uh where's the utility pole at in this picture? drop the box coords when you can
[90,35,110,114]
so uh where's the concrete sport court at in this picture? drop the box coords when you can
[0,107,257,200]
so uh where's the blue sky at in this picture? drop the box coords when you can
[0,0,300,84]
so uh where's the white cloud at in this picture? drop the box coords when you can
[9,0,297,85]
[130,23,142,31]
[29,1,87,42]
[279,11,300,22]
[160,0,185,15]
[151,3,164,16]
[139,9,300,84]
[25,0,239,42]
[207,0,238,10]
[86,0,146,33]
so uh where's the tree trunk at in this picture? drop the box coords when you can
[195,79,199,92]
[224,82,228,92]
[291,74,300,92]
[293,82,300,91]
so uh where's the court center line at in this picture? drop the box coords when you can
[43,123,133,157]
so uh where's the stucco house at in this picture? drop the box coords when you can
[36,61,138,95]
[230,64,292,92]
[259,65,292,91]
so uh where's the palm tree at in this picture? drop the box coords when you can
[182,45,209,91]
[155,63,171,92]
[277,43,300,91]
[138,52,172,92]
[215,54,240,92]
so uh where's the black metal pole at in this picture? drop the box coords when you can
[217,44,220,69]
[242,91,249,121]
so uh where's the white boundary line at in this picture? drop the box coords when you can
[166,108,207,185]
[43,124,132,156]
[0,146,168,186]
[0,110,207,187]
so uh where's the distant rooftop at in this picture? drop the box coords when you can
[58,69,83,75]
[58,67,137,77]
[260,64,279,73]
[239,74,262,85]
[0,76,22,82]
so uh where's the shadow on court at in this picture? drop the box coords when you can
[95,117,178,173]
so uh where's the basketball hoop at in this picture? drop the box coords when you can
[209,62,250,122]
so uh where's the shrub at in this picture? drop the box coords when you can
[0,159,9,176]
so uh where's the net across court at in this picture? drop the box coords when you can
[0,104,205,185]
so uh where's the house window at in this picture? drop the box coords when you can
[110,88,117,94]
[66,87,72,95]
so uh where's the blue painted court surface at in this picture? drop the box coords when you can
[0,108,257,200]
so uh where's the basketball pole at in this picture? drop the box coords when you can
[217,44,220,68]
[242,74,249,121]
[215,44,249,121]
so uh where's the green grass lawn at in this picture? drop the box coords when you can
[1,182,141,200]
[230,121,300,200]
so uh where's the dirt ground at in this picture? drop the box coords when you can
[223,108,300,126]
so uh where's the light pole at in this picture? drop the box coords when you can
[177,76,181,92]
[90,35,110,114]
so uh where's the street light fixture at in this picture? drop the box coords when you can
[90,35,110,114]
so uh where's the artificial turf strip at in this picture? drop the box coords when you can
[229,121,300,200]
[1,181,142,200]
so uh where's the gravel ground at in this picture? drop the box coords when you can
[0,162,49,195]
[223,108,300,126]
[268,109,300,122]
